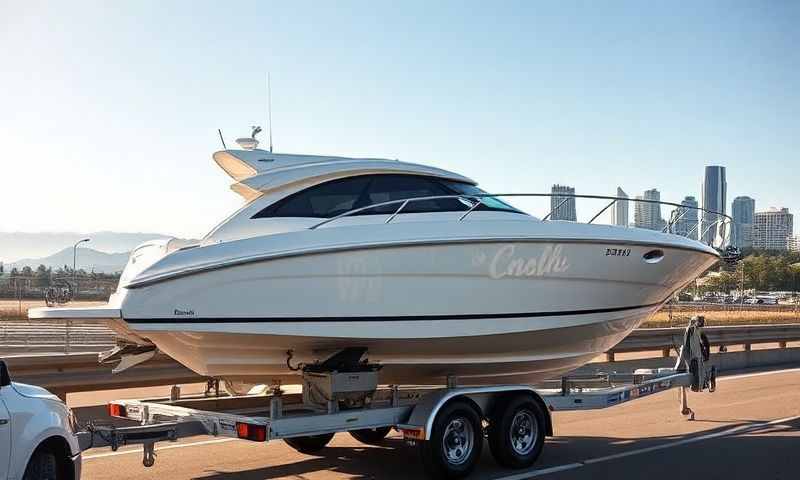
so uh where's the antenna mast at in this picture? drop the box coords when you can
[217,129,227,149]
[267,73,273,153]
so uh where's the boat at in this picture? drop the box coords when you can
[29,132,725,388]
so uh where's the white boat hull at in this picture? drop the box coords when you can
[134,306,651,385]
[103,234,716,385]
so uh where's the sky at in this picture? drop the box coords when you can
[1,0,798,240]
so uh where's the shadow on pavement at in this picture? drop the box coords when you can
[190,418,799,480]
[194,437,421,480]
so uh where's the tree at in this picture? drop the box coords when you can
[34,264,52,288]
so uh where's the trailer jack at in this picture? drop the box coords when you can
[674,315,716,420]
[142,442,156,467]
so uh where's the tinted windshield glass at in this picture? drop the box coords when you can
[441,181,522,213]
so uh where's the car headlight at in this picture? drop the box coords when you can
[67,408,80,434]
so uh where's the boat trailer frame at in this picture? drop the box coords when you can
[76,319,716,472]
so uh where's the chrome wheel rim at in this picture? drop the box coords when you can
[509,409,537,456]
[442,416,474,465]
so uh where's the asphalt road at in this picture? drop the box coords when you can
[79,367,800,480]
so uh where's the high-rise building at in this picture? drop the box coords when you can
[673,196,699,239]
[550,185,576,221]
[790,235,800,253]
[611,187,628,227]
[753,208,793,251]
[701,166,727,244]
[731,196,756,249]
[634,189,664,231]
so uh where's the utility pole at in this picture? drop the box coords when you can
[73,238,90,300]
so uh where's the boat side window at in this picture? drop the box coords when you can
[252,176,372,218]
[362,175,467,214]
[251,174,523,219]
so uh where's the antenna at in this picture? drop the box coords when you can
[267,73,273,153]
[217,129,227,149]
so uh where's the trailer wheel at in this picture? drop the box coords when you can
[488,394,546,469]
[284,432,335,454]
[419,400,482,479]
[350,426,392,445]
[23,450,59,480]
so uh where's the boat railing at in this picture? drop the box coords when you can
[309,193,733,250]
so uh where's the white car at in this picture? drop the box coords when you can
[0,360,81,480]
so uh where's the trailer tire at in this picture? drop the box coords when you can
[349,426,392,445]
[488,394,546,469]
[23,449,59,480]
[419,400,482,479]
[284,432,335,454]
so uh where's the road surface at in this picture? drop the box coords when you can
[79,367,800,480]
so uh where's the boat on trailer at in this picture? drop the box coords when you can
[30,132,729,390]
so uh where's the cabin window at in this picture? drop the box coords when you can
[361,175,467,214]
[253,176,372,218]
[252,174,524,219]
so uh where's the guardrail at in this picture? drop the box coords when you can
[2,324,799,399]
[0,320,116,354]
[2,352,202,400]
[605,324,800,361]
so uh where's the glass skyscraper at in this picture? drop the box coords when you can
[611,187,629,227]
[550,185,577,221]
[673,196,699,239]
[701,166,727,244]
[731,196,755,249]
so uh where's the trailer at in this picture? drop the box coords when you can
[77,319,716,479]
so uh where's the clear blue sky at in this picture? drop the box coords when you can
[2,1,797,238]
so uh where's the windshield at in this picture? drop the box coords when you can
[440,181,523,213]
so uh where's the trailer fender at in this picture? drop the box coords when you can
[398,385,549,441]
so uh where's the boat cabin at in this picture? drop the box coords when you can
[204,149,526,244]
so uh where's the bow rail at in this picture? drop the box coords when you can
[309,193,733,249]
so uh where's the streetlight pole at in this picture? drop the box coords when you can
[740,262,745,309]
[73,238,90,299]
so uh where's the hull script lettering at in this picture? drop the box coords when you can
[489,244,570,279]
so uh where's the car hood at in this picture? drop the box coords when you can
[12,382,61,402]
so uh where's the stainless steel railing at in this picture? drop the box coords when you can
[309,193,733,249]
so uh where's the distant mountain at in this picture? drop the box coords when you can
[9,247,131,273]
[0,231,170,263]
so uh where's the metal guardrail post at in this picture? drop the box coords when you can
[65,319,72,354]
